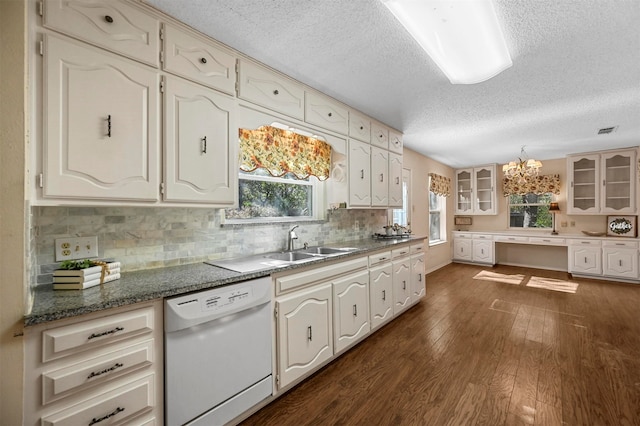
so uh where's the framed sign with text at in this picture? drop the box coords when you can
[607,216,637,237]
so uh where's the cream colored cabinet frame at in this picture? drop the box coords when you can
[348,139,372,207]
[410,252,426,302]
[388,152,403,208]
[332,270,370,354]
[568,241,602,275]
[453,234,472,262]
[369,262,393,331]
[371,147,389,207]
[454,165,497,215]
[391,247,412,315]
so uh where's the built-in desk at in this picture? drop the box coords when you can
[452,231,640,283]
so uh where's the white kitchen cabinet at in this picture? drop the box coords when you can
[392,247,412,315]
[472,237,494,265]
[568,240,602,275]
[602,241,639,279]
[163,77,237,205]
[453,233,473,262]
[42,0,160,67]
[161,23,236,95]
[333,270,370,354]
[454,165,497,215]
[371,147,390,206]
[368,251,393,331]
[567,149,636,215]
[349,111,371,143]
[276,283,333,389]
[389,152,403,208]
[43,35,160,202]
[237,59,305,120]
[371,122,389,149]
[23,302,163,426]
[305,91,349,135]
[410,252,426,302]
[348,139,372,207]
[389,130,403,154]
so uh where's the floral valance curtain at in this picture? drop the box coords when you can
[502,174,561,196]
[429,173,451,197]
[239,126,332,180]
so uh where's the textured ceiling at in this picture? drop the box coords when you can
[145,0,640,168]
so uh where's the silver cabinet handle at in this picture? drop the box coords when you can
[307,325,312,341]
[88,326,124,341]
[106,114,112,138]
[273,89,279,95]
[87,362,124,380]
[201,136,207,154]
[402,280,406,290]
[382,290,386,301]
[380,173,384,182]
[418,273,422,282]
[353,304,357,317]
[88,406,125,426]
[360,169,364,179]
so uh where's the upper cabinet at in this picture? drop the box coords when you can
[348,111,371,143]
[304,92,349,135]
[161,24,236,95]
[388,130,403,154]
[237,59,305,120]
[371,122,389,150]
[567,148,636,215]
[454,165,497,215]
[42,0,160,67]
[43,35,160,202]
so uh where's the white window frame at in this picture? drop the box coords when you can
[429,185,447,246]
[507,192,552,229]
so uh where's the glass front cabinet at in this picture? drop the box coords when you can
[454,165,497,215]
[567,149,636,214]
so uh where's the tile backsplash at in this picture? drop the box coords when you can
[33,206,387,285]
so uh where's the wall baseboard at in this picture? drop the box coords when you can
[426,260,452,275]
[496,261,567,272]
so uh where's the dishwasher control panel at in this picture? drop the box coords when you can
[203,287,252,312]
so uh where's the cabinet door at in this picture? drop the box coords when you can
[276,284,333,389]
[601,150,636,214]
[237,60,304,120]
[410,253,426,302]
[392,258,412,315]
[305,92,349,135]
[162,24,236,95]
[568,246,602,275]
[348,111,371,143]
[389,130,403,154]
[388,153,403,208]
[453,238,472,261]
[369,263,393,330]
[474,166,495,214]
[43,0,160,67]
[371,147,389,206]
[333,271,370,354]
[568,154,600,214]
[455,169,473,214]
[472,240,494,264]
[44,36,160,201]
[164,77,237,205]
[348,140,371,207]
[371,122,389,149]
[603,248,638,279]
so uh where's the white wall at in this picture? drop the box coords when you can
[0,0,27,422]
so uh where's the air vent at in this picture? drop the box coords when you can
[598,126,618,135]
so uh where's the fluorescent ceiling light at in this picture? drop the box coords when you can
[381,0,512,84]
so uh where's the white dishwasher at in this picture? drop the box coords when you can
[164,276,272,426]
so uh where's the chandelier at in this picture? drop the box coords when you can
[502,146,542,183]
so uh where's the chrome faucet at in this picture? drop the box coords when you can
[287,225,299,251]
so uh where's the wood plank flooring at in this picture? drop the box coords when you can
[241,263,640,425]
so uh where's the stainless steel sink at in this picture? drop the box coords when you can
[300,246,360,256]
[264,251,317,262]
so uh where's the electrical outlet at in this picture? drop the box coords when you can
[570,221,576,227]
[55,236,98,261]
[560,221,568,227]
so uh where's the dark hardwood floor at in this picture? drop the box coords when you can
[241,263,640,425]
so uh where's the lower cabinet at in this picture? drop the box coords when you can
[453,233,494,265]
[275,283,333,389]
[472,238,494,264]
[23,301,164,426]
[333,270,370,354]
[603,245,639,279]
[411,252,426,301]
[568,240,602,275]
[392,247,412,315]
[369,251,394,331]
[453,236,472,262]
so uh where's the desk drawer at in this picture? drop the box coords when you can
[529,237,566,246]
[369,251,392,265]
[602,240,638,249]
[569,239,602,247]
[494,235,528,243]
[472,234,493,240]
[392,247,411,260]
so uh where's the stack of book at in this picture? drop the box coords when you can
[53,262,121,290]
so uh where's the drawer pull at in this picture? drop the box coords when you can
[307,325,312,341]
[382,290,386,301]
[379,257,387,261]
[615,243,625,246]
[418,273,422,282]
[87,326,124,341]
[89,406,125,426]
[106,114,112,138]
[400,251,408,255]
[201,135,207,154]
[327,112,332,117]
[542,239,550,242]
[359,125,364,130]
[581,241,590,244]
[273,89,279,95]
[353,304,357,317]
[402,280,406,290]
[104,15,114,23]
[199,57,207,64]
[87,362,124,380]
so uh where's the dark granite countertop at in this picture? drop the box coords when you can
[26,236,425,326]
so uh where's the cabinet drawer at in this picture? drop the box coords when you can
[41,373,155,426]
[369,251,392,265]
[494,235,528,243]
[348,111,371,143]
[392,246,411,260]
[162,24,236,95]
[42,340,153,404]
[275,257,368,294]
[452,232,472,239]
[528,237,566,246]
[371,122,389,149]
[42,306,154,362]
[305,92,349,134]
[472,234,493,240]
[410,242,424,253]
[603,240,639,249]
[43,0,160,67]
[569,239,602,246]
[389,130,403,154]
[237,60,304,119]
